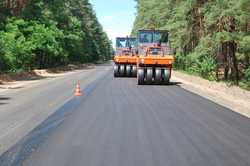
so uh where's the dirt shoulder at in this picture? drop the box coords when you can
[0,64,94,91]
[172,71,250,118]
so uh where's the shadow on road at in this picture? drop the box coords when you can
[138,81,183,86]
[0,97,11,100]
[168,81,182,86]
[114,77,183,86]
[0,97,10,106]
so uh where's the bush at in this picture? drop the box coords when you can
[0,18,66,71]
[174,36,217,80]
[174,53,187,70]
[243,67,250,87]
[197,56,216,80]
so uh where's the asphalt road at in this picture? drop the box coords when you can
[0,64,111,155]
[1,64,250,166]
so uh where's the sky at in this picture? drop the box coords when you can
[90,0,136,45]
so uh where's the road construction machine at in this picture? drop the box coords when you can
[137,30,175,85]
[114,37,138,77]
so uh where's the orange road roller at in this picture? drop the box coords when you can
[114,37,138,77]
[136,30,175,85]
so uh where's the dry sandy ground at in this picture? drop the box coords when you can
[0,64,94,92]
[172,71,250,118]
[0,71,64,91]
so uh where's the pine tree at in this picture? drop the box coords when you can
[132,0,250,85]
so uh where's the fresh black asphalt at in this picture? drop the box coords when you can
[1,68,250,166]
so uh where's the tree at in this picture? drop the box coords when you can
[0,0,112,72]
[132,0,250,86]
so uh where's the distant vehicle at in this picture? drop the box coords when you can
[113,37,138,77]
[137,30,175,85]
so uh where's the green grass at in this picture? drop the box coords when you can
[239,81,250,91]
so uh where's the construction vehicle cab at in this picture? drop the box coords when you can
[146,47,164,56]
[114,37,138,77]
[137,30,175,85]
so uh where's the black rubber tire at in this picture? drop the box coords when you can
[120,65,125,76]
[138,68,144,85]
[114,65,119,77]
[155,68,161,84]
[146,68,153,84]
[163,69,170,85]
[131,65,137,77]
[126,65,131,77]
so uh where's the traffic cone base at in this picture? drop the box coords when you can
[75,83,82,96]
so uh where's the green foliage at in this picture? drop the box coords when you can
[239,35,250,54]
[0,0,113,72]
[174,36,217,80]
[175,54,216,81]
[240,67,250,90]
[242,67,250,87]
[132,0,250,88]
[0,18,65,70]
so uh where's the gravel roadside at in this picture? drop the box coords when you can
[172,71,250,118]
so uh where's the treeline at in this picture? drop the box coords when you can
[132,0,250,89]
[0,0,113,72]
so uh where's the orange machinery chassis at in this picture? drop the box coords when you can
[137,55,175,85]
[114,55,138,77]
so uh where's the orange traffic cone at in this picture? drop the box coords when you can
[75,82,82,96]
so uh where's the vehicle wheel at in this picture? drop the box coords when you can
[120,65,125,76]
[114,65,119,77]
[163,69,170,84]
[131,65,137,77]
[155,68,161,84]
[138,68,144,85]
[126,65,131,77]
[146,68,153,84]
